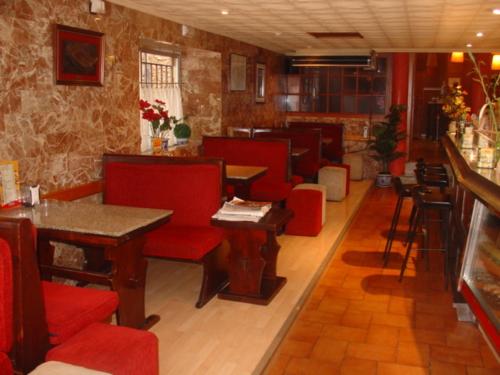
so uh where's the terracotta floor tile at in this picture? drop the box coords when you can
[264,353,291,375]
[371,312,414,328]
[415,313,446,330]
[325,287,365,301]
[466,367,500,375]
[287,321,324,343]
[430,345,483,366]
[429,360,466,375]
[348,300,389,313]
[398,328,447,346]
[299,309,343,325]
[365,324,399,347]
[377,362,429,375]
[280,339,315,357]
[322,324,368,343]
[397,342,430,367]
[346,342,397,362]
[284,357,340,375]
[317,296,350,315]
[339,357,377,375]
[340,309,373,329]
[479,345,500,369]
[388,296,416,315]
[310,337,348,363]
[362,286,393,303]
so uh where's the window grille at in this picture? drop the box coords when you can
[140,51,180,86]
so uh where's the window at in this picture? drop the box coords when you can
[140,51,180,86]
[286,57,389,115]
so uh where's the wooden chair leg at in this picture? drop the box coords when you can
[195,246,228,308]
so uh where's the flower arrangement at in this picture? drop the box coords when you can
[139,99,171,137]
[442,84,471,122]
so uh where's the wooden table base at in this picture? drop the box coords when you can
[218,276,286,305]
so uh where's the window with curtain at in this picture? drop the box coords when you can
[139,48,183,152]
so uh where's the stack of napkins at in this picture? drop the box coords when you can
[212,197,272,222]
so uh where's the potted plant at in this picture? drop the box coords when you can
[172,116,191,144]
[139,99,171,152]
[369,104,407,187]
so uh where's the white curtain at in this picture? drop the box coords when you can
[139,84,183,152]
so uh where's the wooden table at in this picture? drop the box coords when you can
[211,207,293,305]
[226,165,268,199]
[291,147,309,159]
[0,200,172,329]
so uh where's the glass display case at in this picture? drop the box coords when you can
[459,199,500,354]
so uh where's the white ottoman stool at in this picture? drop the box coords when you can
[318,166,347,201]
[294,183,327,224]
[343,153,363,180]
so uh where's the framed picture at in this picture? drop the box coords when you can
[54,24,104,86]
[230,54,246,91]
[255,63,266,103]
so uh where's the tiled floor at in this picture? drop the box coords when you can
[264,186,500,375]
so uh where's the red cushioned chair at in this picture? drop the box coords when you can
[202,136,293,203]
[254,128,322,181]
[0,218,159,374]
[285,189,323,236]
[102,154,228,308]
[0,238,13,375]
[288,122,344,163]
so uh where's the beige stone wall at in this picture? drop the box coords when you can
[0,0,285,193]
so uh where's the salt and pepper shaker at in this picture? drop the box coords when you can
[21,184,40,207]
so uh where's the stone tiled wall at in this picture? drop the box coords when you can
[0,0,285,193]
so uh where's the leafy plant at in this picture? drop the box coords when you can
[369,104,407,173]
[172,116,191,139]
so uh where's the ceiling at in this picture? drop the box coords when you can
[107,0,500,55]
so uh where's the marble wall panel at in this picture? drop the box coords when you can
[1,0,285,194]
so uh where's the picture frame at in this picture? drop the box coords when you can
[255,63,266,103]
[230,54,246,91]
[54,24,104,86]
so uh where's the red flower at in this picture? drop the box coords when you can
[160,110,169,118]
[139,99,151,110]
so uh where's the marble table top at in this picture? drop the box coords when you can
[0,200,172,238]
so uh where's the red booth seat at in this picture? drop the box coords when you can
[0,237,13,375]
[285,189,323,236]
[254,129,322,180]
[103,155,227,308]
[202,136,292,202]
[288,122,344,163]
[42,281,119,345]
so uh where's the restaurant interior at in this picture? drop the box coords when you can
[1,0,500,374]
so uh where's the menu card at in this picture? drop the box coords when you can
[0,160,20,208]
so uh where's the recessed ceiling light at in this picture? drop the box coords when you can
[466,43,473,48]
[476,32,483,37]
[221,10,229,15]
[493,9,500,15]
[274,31,282,36]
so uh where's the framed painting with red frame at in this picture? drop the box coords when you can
[54,24,104,86]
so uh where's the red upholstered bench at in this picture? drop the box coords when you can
[288,122,344,163]
[202,136,293,203]
[0,218,159,375]
[102,154,228,308]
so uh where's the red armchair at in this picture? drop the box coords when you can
[202,136,293,203]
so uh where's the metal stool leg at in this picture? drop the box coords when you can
[383,194,403,266]
[399,208,421,281]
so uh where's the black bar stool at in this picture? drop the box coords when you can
[399,186,453,287]
[382,175,418,266]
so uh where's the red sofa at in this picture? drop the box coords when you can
[288,122,344,163]
[0,217,159,375]
[102,154,228,308]
[202,136,293,203]
[254,128,322,181]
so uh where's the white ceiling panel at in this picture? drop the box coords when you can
[108,0,500,54]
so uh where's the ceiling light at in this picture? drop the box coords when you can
[450,51,464,63]
[221,10,229,15]
[476,32,483,37]
[466,43,473,48]
[491,54,500,70]
[493,9,500,15]
[274,32,282,36]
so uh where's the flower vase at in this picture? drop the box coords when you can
[151,136,162,153]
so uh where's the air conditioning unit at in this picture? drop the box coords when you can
[288,51,376,70]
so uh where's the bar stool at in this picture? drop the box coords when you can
[399,186,453,287]
[382,175,418,266]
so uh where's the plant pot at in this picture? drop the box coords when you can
[376,173,392,188]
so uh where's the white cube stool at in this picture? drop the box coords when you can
[343,153,363,180]
[30,361,111,375]
[294,183,327,224]
[318,166,347,201]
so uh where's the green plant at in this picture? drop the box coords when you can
[172,116,191,139]
[369,104,407,173]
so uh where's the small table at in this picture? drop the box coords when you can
[291,147,309,159]
[0,200,172,329]
[211,207,293,305]
[226,165,268,199]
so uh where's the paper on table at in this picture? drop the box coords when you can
[0,161,20,208]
